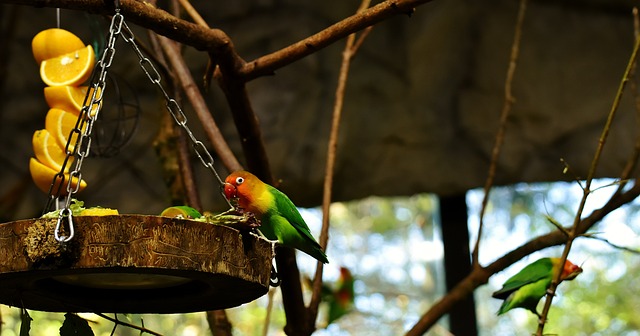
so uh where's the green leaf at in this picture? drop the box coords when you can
[20,308,32,336]
[60,313,94,336]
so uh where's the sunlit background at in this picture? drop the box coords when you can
[1,179,640,335]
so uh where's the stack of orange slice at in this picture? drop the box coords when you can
[29,28,96,195]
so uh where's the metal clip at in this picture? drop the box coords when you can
[54,208,74,243]
[270,264,281,287]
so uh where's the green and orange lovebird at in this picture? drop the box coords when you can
[492,257,582,317]
[224,170,329,264]
[325,267,355,324]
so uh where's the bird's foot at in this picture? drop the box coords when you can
[243,212,261,228]
[248,230,264,240]
[545,288,556,296]
[214,208,239,217]
[270,239,278,257]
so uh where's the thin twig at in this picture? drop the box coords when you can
[472,0,527,267]
[94,313,163,336]
[308,0,372,328]
[618,6,640,189]
[582,235,640,254]
[535,17,640,336]
[176,0,207,27]
[174,0,217,89]
[262,288,276,336]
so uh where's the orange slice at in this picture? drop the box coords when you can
[45,108,86,152]
[32,129,73,172]
[44,86,101,116]
[40,45,95,87]
[29,157,87,195]
[32,28,85,64]
[79,208,119,216]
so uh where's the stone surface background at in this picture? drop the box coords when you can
[1,0,638,219]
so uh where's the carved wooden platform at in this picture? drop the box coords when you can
[0,215,273,313]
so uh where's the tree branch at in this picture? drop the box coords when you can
[5,0,433,81]
[536,18,640,335]
[472,0,527,267]
[239,0,433,80]
[94,313,163,336]
[406,180,640,335]
[308,0,372,329]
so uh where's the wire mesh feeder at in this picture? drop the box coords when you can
[90,73,140,158]
[0,215,273,313]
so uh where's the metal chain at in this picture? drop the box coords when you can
[46,11,124,242]
[119,22,233,209]
[46,9,233,243]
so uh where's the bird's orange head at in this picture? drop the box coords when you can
[224,170,263,210]
[552,258,583,281]
[339,267,353,281]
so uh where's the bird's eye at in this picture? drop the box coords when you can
[236,177,245,185]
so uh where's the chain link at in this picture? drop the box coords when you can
[46,11,233,242]
[119,21,233,208]
[47,12,124,242]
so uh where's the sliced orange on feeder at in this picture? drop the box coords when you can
[29,157,87,195]
[32,129,73,172]
[45,108,86,152]
[40,45,95,87]
[32,28,85,64]
[79,208,119,216]
[44,85,101,116]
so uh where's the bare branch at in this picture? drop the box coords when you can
[94,313,163,336]
[536,25,640,335]
[176,0,207,27]
[582,235,640,254]
[472,0,527,267]
[308,0,373,328]
[239,0,431,80]
[405,180,640,335]
[4,0,433,81]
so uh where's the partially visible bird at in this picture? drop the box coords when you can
[160,205,202,219]
[325,267,355,324]
[492,257,583,317]
[224,170,329,264]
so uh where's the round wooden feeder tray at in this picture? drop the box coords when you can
[0,215,273,313]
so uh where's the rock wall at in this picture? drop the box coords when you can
[0,0,638,218]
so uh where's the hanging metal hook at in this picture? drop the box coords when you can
[269,264,281,287]
[54,208,75,243]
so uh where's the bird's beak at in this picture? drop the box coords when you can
[565,266,583,281]
[224,183,237,200]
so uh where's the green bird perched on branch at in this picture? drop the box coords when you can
[492,257,583,317]
[224,170,329,264]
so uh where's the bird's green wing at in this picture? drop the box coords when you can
[267,185,321,247]
[492,258,554,299]
[497,277,550,315]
